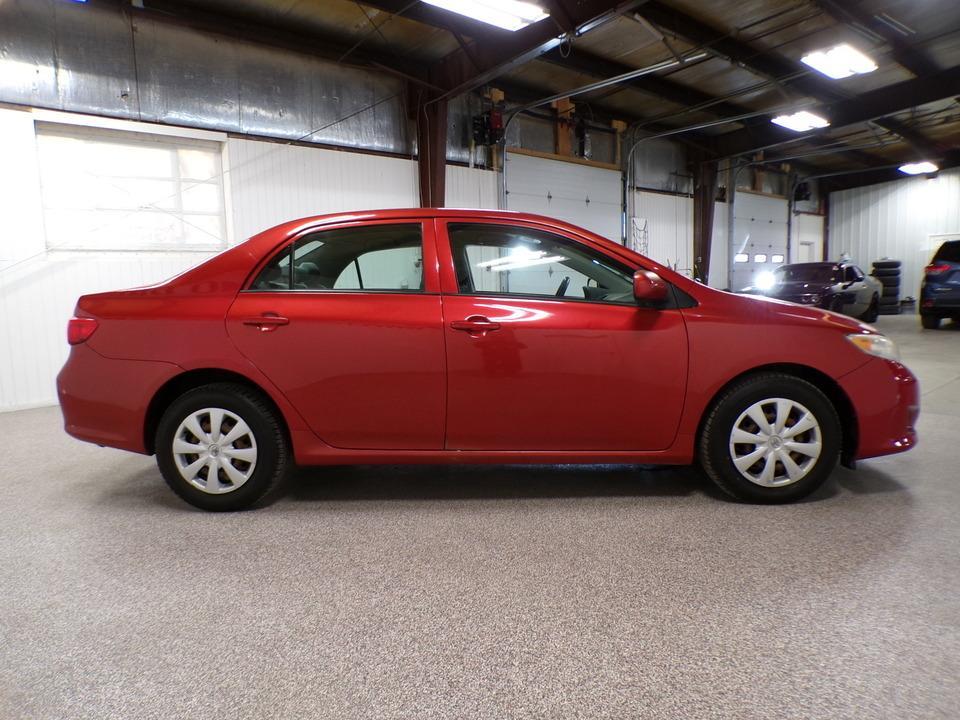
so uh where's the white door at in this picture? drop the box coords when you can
[730,192,788,291]
[791,213,825,264]
[505,152,622,242]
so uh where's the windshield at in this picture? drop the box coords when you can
[774,265,838,283]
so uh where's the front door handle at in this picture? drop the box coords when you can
[243,313,290,332]
[450,315,501,336]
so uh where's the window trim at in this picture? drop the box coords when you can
[243,220,436,295]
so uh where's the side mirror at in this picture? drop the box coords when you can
[633,270,669,304]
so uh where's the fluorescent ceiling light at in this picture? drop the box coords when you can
[422,0,549,31]
[771,111,830,132]
[802,44,877,80]
[899,161,939,175]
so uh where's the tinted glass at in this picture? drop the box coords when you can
[933,241,960,263]
[251,224,423,292]
[448,223,635,304]
[774,264,839,283]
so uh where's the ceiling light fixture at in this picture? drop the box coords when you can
[421,0,549,32]
[771,111,830,132]
[801,43,878,80]
[899,161,939,175]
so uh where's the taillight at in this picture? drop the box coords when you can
[925,263,951,275]
[67,317,98,345]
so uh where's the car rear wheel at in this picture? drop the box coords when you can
[155,383,290,511]
[698,374,841,503]
[921,314,941,330]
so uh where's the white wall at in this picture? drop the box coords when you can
[0,108,219,411]
[0,107,496,411]
[227,140,419,241]
[790,213,825,264]
[445,165,498,211]
[829,169,960,296]
[505,152,622,241]
[633,190,728,287]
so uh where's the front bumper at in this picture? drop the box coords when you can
[838,357,919,460]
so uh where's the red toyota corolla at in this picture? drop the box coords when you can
[57,209,918,510]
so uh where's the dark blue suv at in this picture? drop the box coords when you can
[921,240,960,329]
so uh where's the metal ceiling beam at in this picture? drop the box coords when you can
[407,0,648,98]
[358,0,513,41]
[539,46,884,167]
[820,149,960,193]
[811,0,940,77]
[540,47,748,118]
[635,0,944,157]
[715,65,960,158]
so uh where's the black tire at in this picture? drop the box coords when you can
[878,304,902,315]
[872,260,901,269]
[921,315,941,329]
[860,296,879,323]
[698,373,841,503]
[879,276,900,288]
[872,268,901,278]
[881,286,900,298]
[155,383,290,511]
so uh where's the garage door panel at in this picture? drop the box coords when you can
[505,152,622,242]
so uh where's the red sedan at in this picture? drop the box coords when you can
[57,209,919,510]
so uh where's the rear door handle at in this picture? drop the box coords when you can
[243,314,289,332]
[450,316,501,335]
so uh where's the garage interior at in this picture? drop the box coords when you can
[1,0,959,717]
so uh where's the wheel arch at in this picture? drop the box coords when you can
[695,363,859,468]
[144,368,291,455]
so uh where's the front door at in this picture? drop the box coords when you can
[226,220,446,450]
[438,221,689,452]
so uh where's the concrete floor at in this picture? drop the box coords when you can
[1,314,958,719]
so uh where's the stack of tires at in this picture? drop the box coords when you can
[872,259,902,315]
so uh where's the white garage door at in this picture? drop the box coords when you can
[730,191,788,291]
[504,152,622,241]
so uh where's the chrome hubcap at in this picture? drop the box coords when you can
[172,408,257,495]
[729,398,822,487]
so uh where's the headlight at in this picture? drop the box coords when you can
[846,333,900,361]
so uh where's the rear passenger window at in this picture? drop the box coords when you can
[250,224,423,292]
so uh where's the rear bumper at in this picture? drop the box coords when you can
[920,283,960,313]
[838,358,919,460]
[57,343,182,454]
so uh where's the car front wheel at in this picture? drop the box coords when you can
[699,374,841,503]
[155,383,290,511]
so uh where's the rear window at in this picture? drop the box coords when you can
[933,241,960,263]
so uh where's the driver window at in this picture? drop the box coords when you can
[448,223,635,304]
[844,266,859,282]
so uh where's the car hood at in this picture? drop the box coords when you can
[739,292,873,333]
[766,280,833,297]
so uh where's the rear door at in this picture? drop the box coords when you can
[437,220,689,452]
[226,220,446,450]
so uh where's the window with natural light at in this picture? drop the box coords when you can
[36,124,226,251]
